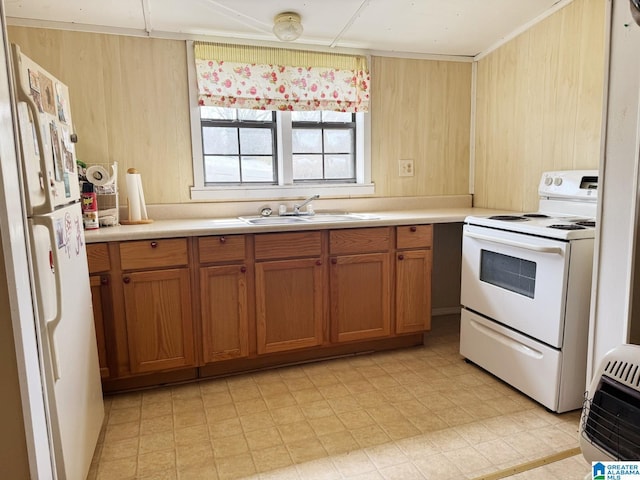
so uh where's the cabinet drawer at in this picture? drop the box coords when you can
[120,238,188,270]
[330,227,391,255]
[199,235,246,263]
[255,232,321,260]
[87,243,111,273]
[397,225,433,249]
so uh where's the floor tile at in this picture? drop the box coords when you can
[94,315,585,480]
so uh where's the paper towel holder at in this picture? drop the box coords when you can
[120,167,154,225]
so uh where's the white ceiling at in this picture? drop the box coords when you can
[4,0,567,57]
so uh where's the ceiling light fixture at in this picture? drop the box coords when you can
[273,12,303,42]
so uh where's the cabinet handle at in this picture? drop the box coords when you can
[240,266,246,273]
[331,258,337,265]
[316,260,322,266]
[398,254,405,260]
[150,241,158,248]
[219,236,226,244]
[410,226,417,232]
[101,276,109,286]
[123,276,131,284]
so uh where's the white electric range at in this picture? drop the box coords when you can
[460,170,598,413]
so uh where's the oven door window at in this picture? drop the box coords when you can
[479,250,536,298]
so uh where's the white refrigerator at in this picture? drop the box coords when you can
[6,43,104,479]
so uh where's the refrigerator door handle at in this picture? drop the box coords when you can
[33,215,63,381]
[19,101,51,211]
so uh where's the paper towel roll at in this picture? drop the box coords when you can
[86,165,111,186]
[136,174,148,219]
[125,168,149,222]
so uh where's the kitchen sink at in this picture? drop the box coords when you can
[239,216,309,225]
[305,213,380,222]
[240,213,379,225]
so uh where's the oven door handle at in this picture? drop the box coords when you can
[464,231,563,254]
[469,319,543,359]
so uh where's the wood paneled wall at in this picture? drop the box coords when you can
[8,27,473,204]
[473,0,607,211]
[370,57,472,197]
[9,0,606,209]
[7,27,194,204]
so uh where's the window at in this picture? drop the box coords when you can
[188,41,373,200]
[292,111,355,183]
[191,107,371,201]
[200,107,360,186]
[201,107,277,184]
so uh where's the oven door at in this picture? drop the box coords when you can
[461,224,570,347]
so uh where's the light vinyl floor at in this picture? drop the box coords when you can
[88,315,590,480]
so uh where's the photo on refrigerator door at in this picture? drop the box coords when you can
[27,68,43,113]
[54,217,64,249]
[55,82,66,123]
[49,121,62,183]
[39,72,55,116]
[61,126,74,173]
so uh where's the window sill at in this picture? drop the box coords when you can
[190,183,375,201]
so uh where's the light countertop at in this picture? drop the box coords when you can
[84,207,511,243]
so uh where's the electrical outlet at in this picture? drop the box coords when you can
[399,159,414,177]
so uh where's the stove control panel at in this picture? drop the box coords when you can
[539,170,598,199]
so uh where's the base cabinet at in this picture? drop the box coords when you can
[89,274,111,379]
[396,249,432,333]
[255,232,325,354]
[198,235,250,363]
[87,243,113,379]
[122,267,195,373]
[330,253,391,342]
[89,224,434,391]
[200,264,249,362]
[119,238,195,375]
[329,228,391,343]
[395,225,433,334]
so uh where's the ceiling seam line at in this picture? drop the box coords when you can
[330,0,372,49]
[141,0,152,35]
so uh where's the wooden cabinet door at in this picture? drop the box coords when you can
[122,268,195,373]
[200,264,249,363]
[396,249,432,334]
[255,258,324,354]
[330,252,391,342]
[90,274,111,379]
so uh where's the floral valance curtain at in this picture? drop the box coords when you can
[194,42,370,112]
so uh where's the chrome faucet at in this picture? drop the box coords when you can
[294,194,319,214]
[281,194,319,216]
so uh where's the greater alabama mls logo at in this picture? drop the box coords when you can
[593,462,606,480]
[593,462,640,479]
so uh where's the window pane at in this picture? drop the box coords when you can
[293,155,323,179]
[238,109,273,122]
[241,156,275,182]
[325,155,355,179]
[322,111,352,123]
[201,107,236,120]
[324,129,353,153]
[202,127,238,155]
[204,155,240,183]
[292,111,321,122]
[240,128,273,155]
[292,129,323,153]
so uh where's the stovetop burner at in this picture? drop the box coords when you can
[489,215,529,221]
[523,213,550,218]
[574,220,596,228]
[548,224,587,231]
